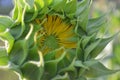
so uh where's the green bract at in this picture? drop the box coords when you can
[0,0,119,80]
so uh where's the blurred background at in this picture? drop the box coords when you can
[0,0,120,80]
[0,0,13,16]
[90,0,120,80]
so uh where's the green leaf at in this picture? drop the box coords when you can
[0,16,13,28]
[74,20,87,37]
[76,0,91,31]
[76,76,87,80]
[21,50,44,80]
[90,33,119,58]
[19,0,26,7]
[45,51,66,77]
[58,58,77,80]
[27,45,39,61]
[81,34,96,49]
[51,73,70,80]
[12,0,18,20]
[83,59,99,67]
[78,59,99,77]
[50,0,67,12]
[57,49,76,72]
[84,39,101,60]
[113,40,120,64]
[38,6,49,18]
[25,4,38,22]
[77,9,89,32]
[76,39,84,60]
[9,40,28,65]
[44,47,64,61]
[43,0,53,6]
[10,25,22,39]
[74,60,88,69]
[0,16,14,53]
[27,24,41,47]
[0,24,6,32]
[35,0,44,10]
[85,62,120,77]
[12,0,27,39]
[64,0,77,18]
[0,31,14,53]
[25,0,34,8]
[59,58,76,73]
[87,15,107,35]
[0,48,9,66]
[12,0,23,22]
[76,0,90,16]
[21,61,43,80]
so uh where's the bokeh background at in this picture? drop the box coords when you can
[0,0,120,80]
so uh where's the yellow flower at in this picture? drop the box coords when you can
[35,15,77,56]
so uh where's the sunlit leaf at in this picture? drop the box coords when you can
[0,31,14,53]
[0,48,8,66]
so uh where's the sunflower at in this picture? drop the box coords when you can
[35,15,77,56]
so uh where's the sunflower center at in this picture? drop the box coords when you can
[44,35,59,49]
[35,15,77,55]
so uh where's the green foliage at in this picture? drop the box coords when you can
[9,40,28,65]
[0,48,8,66]
[84,62,119,77]
[0,0,119,80]
[87,15,107,35]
